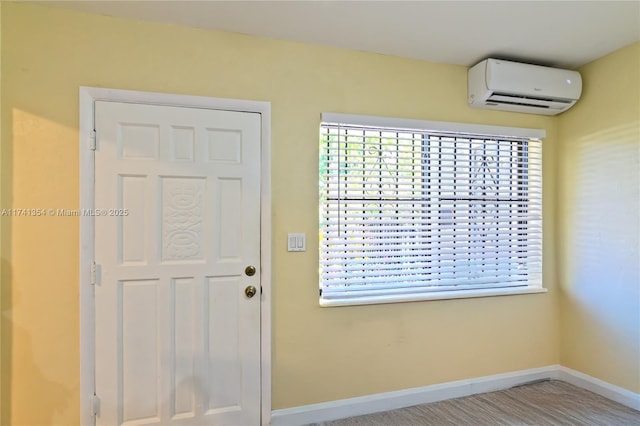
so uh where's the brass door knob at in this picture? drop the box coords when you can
[245,285,257,298]
[245,265,256,276]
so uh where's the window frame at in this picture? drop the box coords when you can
[319,113,547,307]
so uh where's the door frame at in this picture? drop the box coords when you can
[79,87,272,426]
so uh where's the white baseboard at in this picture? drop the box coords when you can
[270,365,559,426]
[270,365,640,425]
[557,366,640,412]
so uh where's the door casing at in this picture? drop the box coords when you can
[79,86,272,426]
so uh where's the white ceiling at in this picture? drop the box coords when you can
[42,1,640,69]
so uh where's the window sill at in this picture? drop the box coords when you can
[319,286,548,307]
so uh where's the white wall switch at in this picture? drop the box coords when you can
[287,233,306,252]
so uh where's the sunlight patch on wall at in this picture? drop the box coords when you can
[567,121,640,346]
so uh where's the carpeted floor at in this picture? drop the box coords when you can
[309,380,640,425]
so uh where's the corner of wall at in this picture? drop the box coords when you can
[555,41,640,394]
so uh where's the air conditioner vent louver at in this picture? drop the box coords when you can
[492,92,573,104]
[489,99,551,109]
[468,59,582,116]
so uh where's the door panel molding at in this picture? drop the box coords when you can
[80,87,271,426]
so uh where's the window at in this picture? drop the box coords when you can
[319,113,545,306]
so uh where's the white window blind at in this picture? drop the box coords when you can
[319,115,543,306]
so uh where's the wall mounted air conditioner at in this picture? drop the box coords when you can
[468,58,582,115]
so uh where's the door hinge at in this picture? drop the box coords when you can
[90,394,100,417]
[89,130,97,151]
[90,262,100,285]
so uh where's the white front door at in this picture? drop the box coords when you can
[94,101,261,426]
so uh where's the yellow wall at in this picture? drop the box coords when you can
[0,2,3,422]
[558,42,640,393]
[0,3,561,425]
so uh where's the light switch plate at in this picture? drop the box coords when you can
[287,233,306,252]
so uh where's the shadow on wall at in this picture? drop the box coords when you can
[1,105,77,424]
[561,120,640,386]
[1,256,10,425]
[2,256,75,425]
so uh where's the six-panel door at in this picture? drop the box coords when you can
[94,101,261,425]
